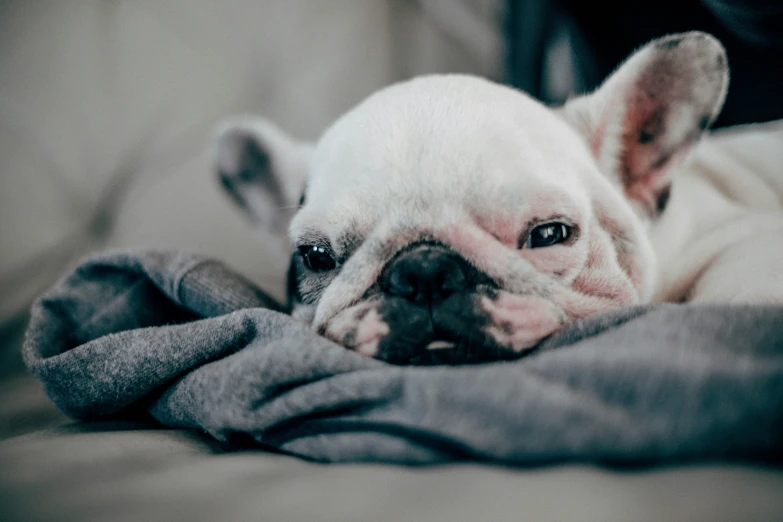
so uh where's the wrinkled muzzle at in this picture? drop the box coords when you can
[323,243,564,364]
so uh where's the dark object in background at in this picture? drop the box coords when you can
[507,0,783,127]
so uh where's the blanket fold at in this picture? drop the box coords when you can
[22,250,783,464]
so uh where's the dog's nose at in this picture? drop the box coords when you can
[381,244,470,303]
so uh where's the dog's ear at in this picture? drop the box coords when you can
[562,32,728,215]
[213,117,312,235]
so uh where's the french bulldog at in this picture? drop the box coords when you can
[213,32,783,364]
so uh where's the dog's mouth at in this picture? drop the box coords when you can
[406,339,521,366]
[352,281,569,365]
[425,340,456,350]
[372,293,527,365]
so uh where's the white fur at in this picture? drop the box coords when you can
[650,127,783,303]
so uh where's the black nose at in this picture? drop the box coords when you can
[381,244,470,303]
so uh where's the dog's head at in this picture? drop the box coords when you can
[214,32,728,363]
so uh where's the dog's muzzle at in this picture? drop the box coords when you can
[380,244,472,305]
[372,243,510,365]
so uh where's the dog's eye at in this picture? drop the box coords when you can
[525,223,571,248]
[300,245,336,272]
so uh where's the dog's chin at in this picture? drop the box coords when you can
[374,292,501,365]
[324,289,564,365]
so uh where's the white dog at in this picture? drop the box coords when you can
[214,32,783,364]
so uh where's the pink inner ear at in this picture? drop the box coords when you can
[584,87,675,208]
[623,92,666,205]
[615,84,700,214]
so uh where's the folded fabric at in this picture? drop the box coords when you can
[22,250,783,464]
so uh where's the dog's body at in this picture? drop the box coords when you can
[214,32,783,363]
[648,130,783,304]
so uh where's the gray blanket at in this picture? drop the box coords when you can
[22,250,783,465]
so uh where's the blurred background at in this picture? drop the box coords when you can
[1,0,782,387]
